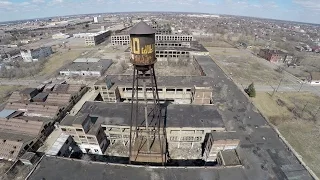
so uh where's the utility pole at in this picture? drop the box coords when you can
[301,102,309,115]
[272,78,283,97]
[314,106,320,116]
[298,82,304,92]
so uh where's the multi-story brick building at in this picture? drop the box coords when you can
[258,49,287,63]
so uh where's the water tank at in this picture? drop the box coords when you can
[129,21,156,67]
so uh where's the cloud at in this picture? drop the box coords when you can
[20,2,31,6]
[0,1,13,11]
[52,0,63,3]
[32,0,45,3]
[0,1,12,7]
[0,0,42,13]
[293,0,320,11]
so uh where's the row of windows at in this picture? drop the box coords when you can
[156,51,189,54]
[111,35,193,41]
[169,136,203,142]
[111,37,130,40]
[122,87,191,93]
[156,43,183,47]
[156,36,193,41]
[61,128,83,132]
[156,55,189,58]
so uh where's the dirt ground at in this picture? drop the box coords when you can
[252,92,320,177]
[206,47,294,85]
[0,85,25,103]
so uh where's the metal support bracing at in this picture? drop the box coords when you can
[129,65,166,165]
[150,65,164,165]
[128,66,136,164]
[143,72,150,153]
[135,68,139,137]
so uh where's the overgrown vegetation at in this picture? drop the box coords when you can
[0,59,47,78]
[245,82,256,97]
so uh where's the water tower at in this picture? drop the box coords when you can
[128,21,166,165]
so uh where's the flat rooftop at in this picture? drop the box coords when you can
[60,59,113,72]
[60,113,89,126]
[28,156,248,180]
[95,75,214,88]
[93,54,313,179]
[77,102,224,128]
[0,131,34,144]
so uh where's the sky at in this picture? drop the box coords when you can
[0,0,320,24]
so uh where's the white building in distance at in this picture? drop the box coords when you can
[52,33,70,39]
[309,72,320,86]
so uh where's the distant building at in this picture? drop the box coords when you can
[93,16,103,23]
[84,31,111,46]
[156,35,193,42]
[52,33,70,39]
[93,17,98,23]
[20,39,31,44]
[186,14,220,18]
[258,49,286,63]
[308,72,320,85]
[59,59,113,77]
[111,34,193,46]
[20,46,53,62]
[312,46,320,53]
[111,35,130,46]
[150,21,172,35]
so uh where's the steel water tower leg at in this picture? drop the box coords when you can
[129,66,136,164]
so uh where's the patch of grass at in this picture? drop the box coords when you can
[278,121,320,177]
[200,41,232,48]
[38,50,84,76]
[206,47,290,85]
[253,92,320,177]
[0,85,25,103]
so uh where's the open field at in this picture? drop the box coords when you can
[199,40,233,48]
[253,92,320,177]
[206,47,293,85]
[38,50,84,77]
[284,53,320,80]
[0,85,25,103]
